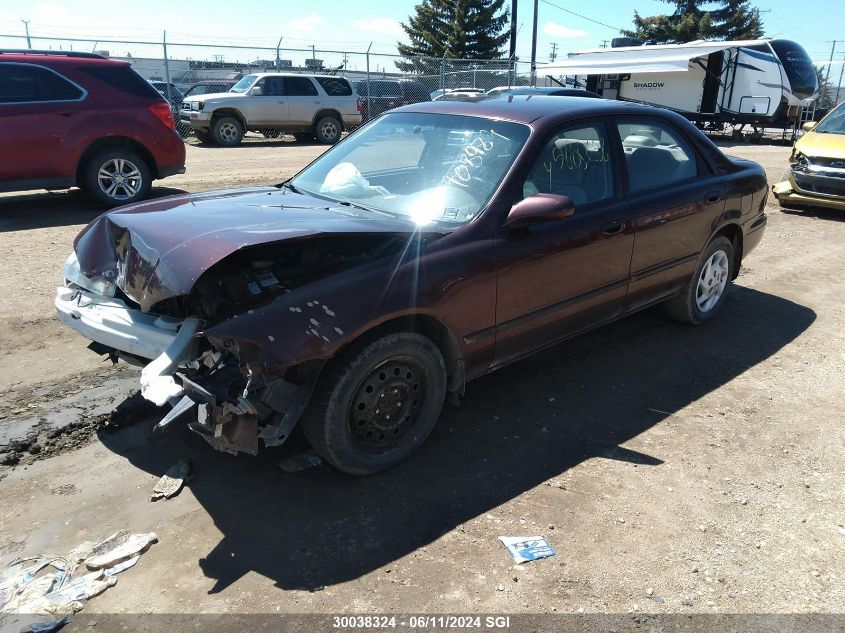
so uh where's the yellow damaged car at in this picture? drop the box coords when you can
[773,103,845,210]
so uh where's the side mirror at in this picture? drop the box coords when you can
[802,121,817,132]
[507,194,575,226]
[250,86,263,96]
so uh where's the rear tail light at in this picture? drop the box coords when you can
[357,98,365,113]
[149,101,175,129]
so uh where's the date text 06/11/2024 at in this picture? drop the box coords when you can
[332,615,512,629]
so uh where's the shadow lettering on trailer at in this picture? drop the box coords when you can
[0,187,188,233]
[97,285,815,592]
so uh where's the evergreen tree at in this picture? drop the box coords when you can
[628,0,763,44]
[397,0,510,71]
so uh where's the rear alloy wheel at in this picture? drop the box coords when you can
[82,149,151,207]
[302,332,447,474]
[314,115,342,144]
[212,116,244,146]
[665,236,734,325]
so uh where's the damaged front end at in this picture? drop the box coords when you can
[773,148,845,211]
[56,250,324,456]
[56,279,320,456]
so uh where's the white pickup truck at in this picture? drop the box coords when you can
[180,73,362,146]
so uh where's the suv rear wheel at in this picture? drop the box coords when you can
[314,115,342,144]
[212,116,244,146]
[82,149,151,207]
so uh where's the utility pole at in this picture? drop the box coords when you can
[21,19,31,49]
[549,42,558,62]
[275,36,283,70]
[600,39,609,48]
[836,51,845,106]
[825,41,837,105]
[509,0,518,59]
[529,0,538,86]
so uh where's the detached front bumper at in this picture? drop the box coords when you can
[55,286,186,361]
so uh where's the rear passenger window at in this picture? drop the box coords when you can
[316,77,352,96]
[285,77,318,96]
[523,124,614,206]
[616,121,698,193]
[79,65,161,99]
[0,63,83,103]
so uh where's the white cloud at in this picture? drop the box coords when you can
[542,21,588,38]
[291,14,325,33]
[348,16,404,36]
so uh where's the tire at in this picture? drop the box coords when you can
[193,129,213,144]
[302,332,447,475]
[211,116,244,146]
[665,236,734,325]
[81,148,152,207]
[314,115,342,144]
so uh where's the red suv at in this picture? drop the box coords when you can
[0,50,186,206]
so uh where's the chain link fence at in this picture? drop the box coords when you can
[0,31,572,102]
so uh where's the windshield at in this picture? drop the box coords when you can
[816,103,845,134]
[292,112,530,225]
[356,81,402,97]
[230,75,257,93]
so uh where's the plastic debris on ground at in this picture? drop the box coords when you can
[278,451,322,473]
[84,531,157,570]
[0,531,158,631]
[498,535,557,563]
[150,459,191,501]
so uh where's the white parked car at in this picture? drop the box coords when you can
[179,73,362,146]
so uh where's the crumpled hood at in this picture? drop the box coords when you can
[74,186,418,312]
[795,131,845,160]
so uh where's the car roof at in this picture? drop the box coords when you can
[250,72,350,80]
[396,95,661,125]
[0,50,126,66]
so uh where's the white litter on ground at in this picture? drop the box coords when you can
[0,531,158,631]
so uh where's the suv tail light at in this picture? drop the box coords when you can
[149,101,175,129]
[357,98,365,113]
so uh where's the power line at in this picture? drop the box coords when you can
[538,0,623,33]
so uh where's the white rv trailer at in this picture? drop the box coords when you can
[540,39,818,128]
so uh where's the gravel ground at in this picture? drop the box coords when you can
[0,138,843,621]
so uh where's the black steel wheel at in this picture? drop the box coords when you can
[302,332,446,474]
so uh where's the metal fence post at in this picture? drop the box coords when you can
[162,31,172,100]
[366,43,372,122]
[439,57,445,92]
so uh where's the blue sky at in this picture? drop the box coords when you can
[0,0,842,70]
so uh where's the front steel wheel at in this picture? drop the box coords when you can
[302,332,447,474]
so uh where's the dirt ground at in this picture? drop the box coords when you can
[0,138,843,622]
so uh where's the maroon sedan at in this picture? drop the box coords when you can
[56,96,768,474]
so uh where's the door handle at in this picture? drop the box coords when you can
[705,191,722,204]
[57,111,77,117]
[602,221,626,235]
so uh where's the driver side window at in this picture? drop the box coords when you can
[523,123,614,207]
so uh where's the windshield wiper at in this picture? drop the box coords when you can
[337,200,399,219]
[278,180,302,194]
